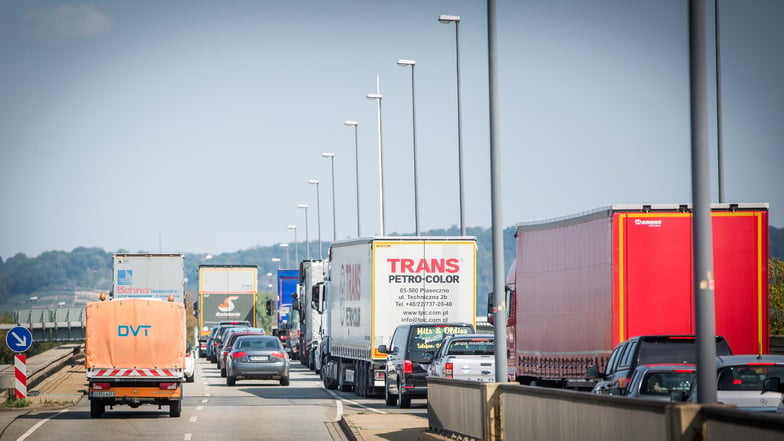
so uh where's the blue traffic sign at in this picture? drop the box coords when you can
[6,326,33,352]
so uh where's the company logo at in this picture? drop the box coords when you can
[218,295,238,313]
[634,219,663,227]
[387,258,460,273]
[117,269,133,286]
[118,325,151,337]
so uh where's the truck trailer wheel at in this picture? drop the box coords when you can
[90,400,105,418]
[170,400,181,417]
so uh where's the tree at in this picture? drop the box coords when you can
[770,257,784,335]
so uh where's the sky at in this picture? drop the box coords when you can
[1,0,782,261]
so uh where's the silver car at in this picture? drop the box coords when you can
[226,335,290,386]
[673,354,784,413]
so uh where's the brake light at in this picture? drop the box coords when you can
[733,379,742,385]
[747,363,776,366]
[673,369,695,373]
[231,351,247,359]
[270,351,286,359]
[159,382,178,390]
[92,382,111,390]
[403,360,413,374]
[445,362,454,379]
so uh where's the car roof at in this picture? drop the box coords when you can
[715,354,784,367]
[445,334,494,340]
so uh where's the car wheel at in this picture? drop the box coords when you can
[227,375,236,386]
[169,400,181,417]
[220,367,226,377]
[186,374,194,383]
[280,376,290,386]
[384,379,397,406]
[397,379,411,409]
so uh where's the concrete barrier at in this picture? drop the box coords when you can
[426,378,784,441]
[0,344,83,399]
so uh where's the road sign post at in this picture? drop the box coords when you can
[6,326,33,399]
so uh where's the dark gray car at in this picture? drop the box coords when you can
[226,335,290,386]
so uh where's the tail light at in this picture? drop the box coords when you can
[92,382,111,390]
[444,362,454,379]
[231,351,247,359]
[159,382,178,390]
[403,359,413,374]
[271,351,286,359]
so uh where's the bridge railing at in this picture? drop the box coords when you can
[426,377,784,441]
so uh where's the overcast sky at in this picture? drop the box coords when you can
[1,1,782,261]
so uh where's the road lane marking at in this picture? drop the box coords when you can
[324,388,386,415]
[196,405,204,410]
[185,433,192,440]
[16,409,68,441]
[189,416,197,423]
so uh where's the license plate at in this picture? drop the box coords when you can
[91,391,115,398]
[249,355,269,361]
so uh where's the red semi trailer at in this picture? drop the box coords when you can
[493,203,769,389]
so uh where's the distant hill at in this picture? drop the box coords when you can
[0,226,781,317]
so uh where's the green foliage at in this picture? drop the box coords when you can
[770,257,784,335]
[1,398,31,408]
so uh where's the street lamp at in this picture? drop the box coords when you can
[397,59,420,236]
[288,225,298,264]
[271,257,281,270]
[344,121,361,237]
[298,204,310,260]
[308,179,323,259]
[439,14,466,236]
[280,243,289,269]
[367,74,386,236]
[322,153,337,241]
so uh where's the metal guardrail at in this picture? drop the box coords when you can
[426,378,784,441]
[12,309,85,342]
[0,344,84,396]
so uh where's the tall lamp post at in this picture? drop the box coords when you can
[308,179,323,259]
[297,204,310,260]
[271,257,281,270]
[397,59,420,236]
[439,14,466,236]
[280,243,289,269]
[344,121,361,237]
[288,225,298,264]
[322,153,337,241]
[367,75,386,236]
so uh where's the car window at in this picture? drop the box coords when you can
[408,325,473,354]
[605,342,626,374]
[717,365,784,391]
[640,371,695,396]
[619,341,637,369]
[448,339,494,356]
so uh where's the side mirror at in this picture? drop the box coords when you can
[423,352,434,362]
[377,344,388,354]
[487,292,495,324]
[586,365,602,379]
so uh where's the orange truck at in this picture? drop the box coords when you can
[85,298,186,418]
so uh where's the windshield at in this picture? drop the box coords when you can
[637,338,731,364]
[640,371,695,396]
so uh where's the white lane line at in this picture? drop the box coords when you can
[324,387,386,415]
[184,433,192,440]
[334,399,343,422]
[200,399,208,403]
[189,416,198,423]
[196,405,204,410]
[16,409,68,441]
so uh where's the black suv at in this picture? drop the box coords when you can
[587,335,733,395]
[378,322,474,408]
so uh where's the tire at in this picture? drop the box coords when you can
[227,375,236,386]
[397,379,411,409]
[384,379,397,406]
[220,367,226,378]
[186,374,194,383]
[169,400,181,418]
[90,400,104,418]
[280,376,290,386]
